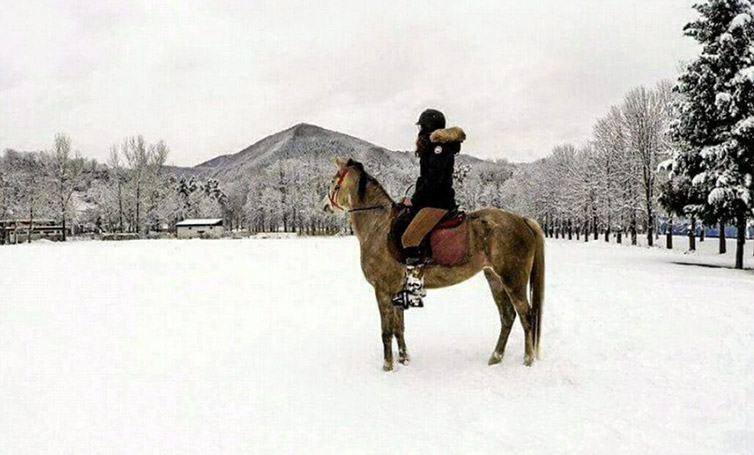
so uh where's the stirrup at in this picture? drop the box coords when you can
[391,290,424,309]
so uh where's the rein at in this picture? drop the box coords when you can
[347,203,392,213]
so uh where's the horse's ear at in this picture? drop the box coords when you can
[346,158,364,173]
[335,156,347,169]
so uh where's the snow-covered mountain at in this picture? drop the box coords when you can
[175,123,488,180]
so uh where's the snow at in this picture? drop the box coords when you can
[1,238,753,454]
[700,145,719,159]
[657,157,673,172]
[715,92,732,107]
[709,187,731,204]
[734,116,754,135]
[730,13,751,30]
[738,66,754,82]
[692,171,708,185]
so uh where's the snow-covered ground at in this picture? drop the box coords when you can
[589,232,754,269]
[1,237,753,454]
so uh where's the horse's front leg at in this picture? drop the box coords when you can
[376,290,395,371]
[394,307,409,365]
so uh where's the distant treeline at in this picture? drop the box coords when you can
[0,136,513,238]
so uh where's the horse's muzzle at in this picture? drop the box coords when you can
[322,194,334,213]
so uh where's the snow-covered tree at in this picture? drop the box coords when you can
[622,83,674,246]
[122,136,169,234]
[593,106,627,240]
[41,134,93,240]
[669,0,754,268]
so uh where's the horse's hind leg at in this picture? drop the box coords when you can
[484,269,517,366]
[506,285,535,366]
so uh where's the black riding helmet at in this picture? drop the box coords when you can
[416,109,446,135]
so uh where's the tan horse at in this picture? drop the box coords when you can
[323,157,545,371]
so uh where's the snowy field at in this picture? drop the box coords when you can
[2,237,753,454]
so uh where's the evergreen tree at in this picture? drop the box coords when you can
[669,0,754,268]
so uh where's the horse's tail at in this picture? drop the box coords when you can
[524,218,545,359]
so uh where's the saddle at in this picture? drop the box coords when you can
[389,207,469,266]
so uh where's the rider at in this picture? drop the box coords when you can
[392,108,465,309]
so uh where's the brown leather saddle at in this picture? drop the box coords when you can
[389,207,469,266]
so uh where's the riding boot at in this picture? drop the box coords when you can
[392,262,426,309]
[405,264,427,299]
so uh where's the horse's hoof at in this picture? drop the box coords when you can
[383,361,394,372]
[523,355,533,367]
[399,352,410,365]
[488,352,502,365]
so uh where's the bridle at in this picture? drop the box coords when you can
[327,167,351,211]
[328,167,392,213]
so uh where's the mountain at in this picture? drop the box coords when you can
[175,123,488,181]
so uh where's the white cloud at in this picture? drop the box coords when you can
[0,0,698,165]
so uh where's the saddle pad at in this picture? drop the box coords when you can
[387,207,469,266]
[429,220,468,266]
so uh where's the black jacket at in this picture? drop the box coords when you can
[411,127,466,210]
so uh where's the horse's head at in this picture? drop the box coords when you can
[322,156,366,212]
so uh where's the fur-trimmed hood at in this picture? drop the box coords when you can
[430,127,465,143]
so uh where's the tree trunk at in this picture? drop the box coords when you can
[631,223,637,245]
[568,219,573,240]
[735,211,746,270]
[28,206,34,244]
[630,211,637,245]
[135,184,141,235]
[617,230,622,244]
[606,211,612,243]
[689,216,696,252]
[61,217,67,241]
[117,181,123,232]
[700,225,705,242]
[666,218,673,249]
[646,212,654,247]
[719,220,727,254]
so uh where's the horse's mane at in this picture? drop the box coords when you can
[346,159,393,203]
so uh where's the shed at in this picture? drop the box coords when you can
[175,218,224,239]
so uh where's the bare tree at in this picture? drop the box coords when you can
[108,145,126,232]
[122,136,169,234]
[41,134,92,240]
[593,106,626,241]
[17,153,52,243]
[621,82,673,247]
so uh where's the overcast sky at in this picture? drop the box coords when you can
[1,0,698,166]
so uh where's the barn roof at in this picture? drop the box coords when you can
[175,218,223,227]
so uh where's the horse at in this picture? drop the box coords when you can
[323,157,545,371]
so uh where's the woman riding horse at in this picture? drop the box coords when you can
[392,108,467,309]
[323,156,545,371]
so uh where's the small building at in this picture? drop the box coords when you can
[0,219,65,244]
[175,218,224,239]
